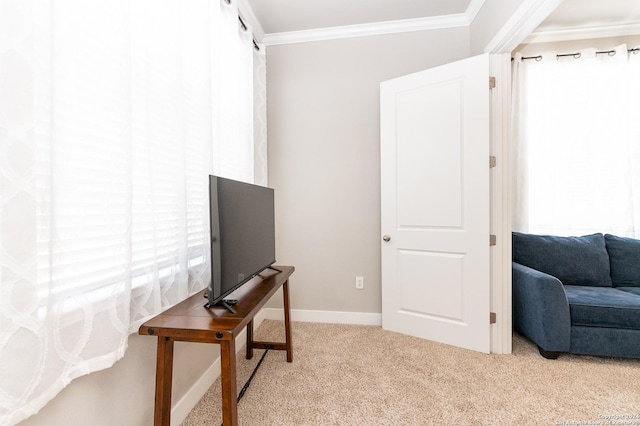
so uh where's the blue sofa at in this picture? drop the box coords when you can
[512,232,640,359]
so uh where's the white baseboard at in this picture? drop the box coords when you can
[263,308,382,326]
[170,308,380,424]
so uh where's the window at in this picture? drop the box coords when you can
[512,44,640,238]
[0,1,267,424]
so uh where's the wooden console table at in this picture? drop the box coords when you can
[139,265,294,426]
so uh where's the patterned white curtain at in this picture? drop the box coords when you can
[254,44,268,186]
[512,44,640,238]
[0,0,265,424]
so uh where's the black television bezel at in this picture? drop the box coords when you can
[207,175,276,309]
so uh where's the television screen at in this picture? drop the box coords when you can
[207,175,276,309]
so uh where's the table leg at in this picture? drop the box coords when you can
[246,320,254,360]
[220,339,238,426]
[283,279,293,363]
[154,337,174,426]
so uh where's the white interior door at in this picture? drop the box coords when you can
[380,54,490,353]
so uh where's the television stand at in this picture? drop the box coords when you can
[217,299,238,314]
[257,265,282,280]
[139,265,294,426]
[203,299,237,314]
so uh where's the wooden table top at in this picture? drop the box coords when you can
[139,265,294,342]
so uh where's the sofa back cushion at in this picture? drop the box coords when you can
[605,234,640,287]
[512,232,612,287]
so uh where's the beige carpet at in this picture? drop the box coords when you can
[182,320,640,425]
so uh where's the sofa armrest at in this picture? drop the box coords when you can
[512,262,571,352]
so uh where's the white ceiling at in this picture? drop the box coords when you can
[535,0,640,33]
[243,0,640,43]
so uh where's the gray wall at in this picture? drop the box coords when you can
[267,28,470,314]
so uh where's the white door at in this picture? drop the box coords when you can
[380,54,490,353]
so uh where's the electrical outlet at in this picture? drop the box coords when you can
[356,276,364,290]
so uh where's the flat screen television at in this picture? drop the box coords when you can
[206,175,277,311]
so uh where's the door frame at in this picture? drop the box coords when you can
[483,0,564,354]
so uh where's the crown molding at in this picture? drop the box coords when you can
[240,0,639,49]
[524,23,640,44]
[465,0,486,24]
[255,0,487,47]
[484,0,563,53]
[262,14,469,46]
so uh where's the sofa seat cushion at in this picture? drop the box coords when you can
[605,234,640,287]
[617,287,640,297]
[512,232,612,287]
[564,285,640,329]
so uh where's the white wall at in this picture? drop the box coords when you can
[266,28,470,315]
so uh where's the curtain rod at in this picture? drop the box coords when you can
[517,47,640,62]
[238,16,260,51]
[225,0,261,51]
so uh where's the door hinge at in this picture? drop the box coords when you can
[489,234,497,246]
[489,156,496,168]
[489,76,496,89]
[490,312,497,324]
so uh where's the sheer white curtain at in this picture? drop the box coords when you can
[512,44,640,238]
[253,41,268,186]
[0,1,265,424]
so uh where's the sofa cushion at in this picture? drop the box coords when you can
[605,234,640,287]
[512,232,612,287]
[616,287,640,297]
[564,285,640,330]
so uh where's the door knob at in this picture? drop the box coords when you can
[383,235,391,242]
